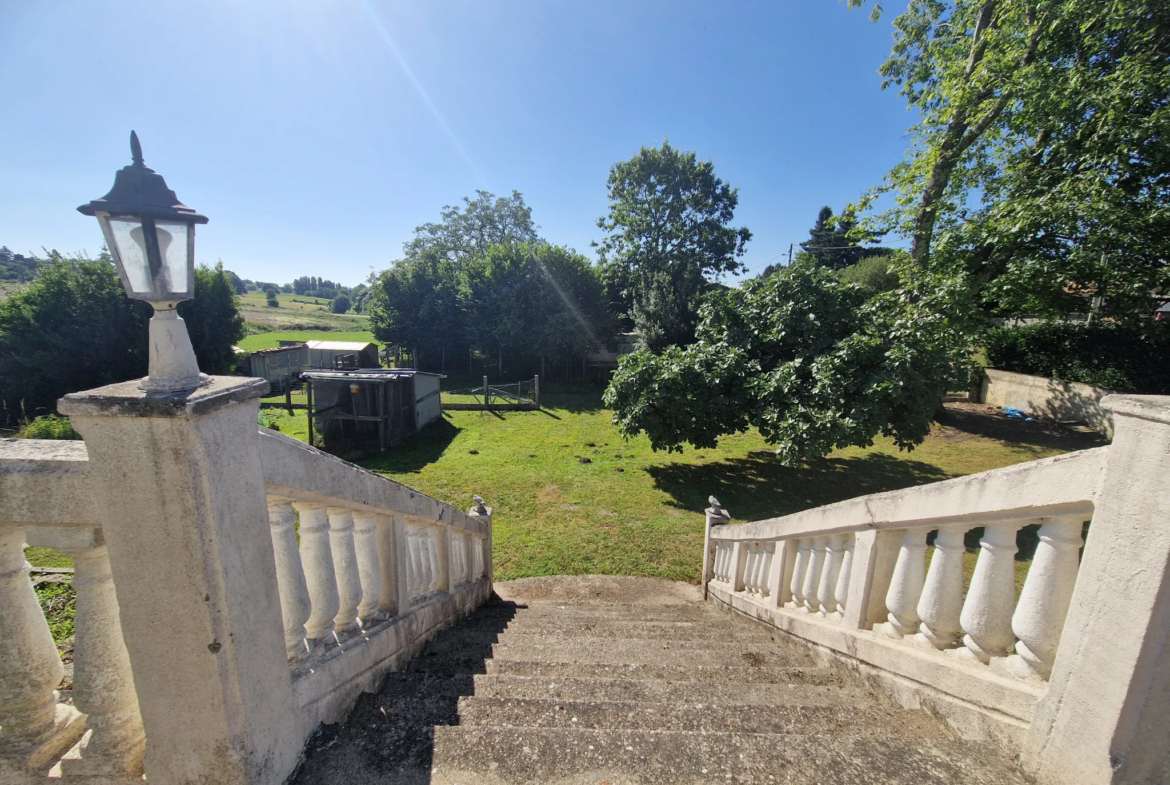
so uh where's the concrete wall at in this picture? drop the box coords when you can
[979,368,1114,438]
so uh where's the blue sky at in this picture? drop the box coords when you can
[0,1,911,286]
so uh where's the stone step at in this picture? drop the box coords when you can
[469,674,867,707]
[489,617,786,641]
[455,696,952,738]
[416,727,1029,785]
[480,603,720,623]
[482,659,833,685]
[489,639,808,668]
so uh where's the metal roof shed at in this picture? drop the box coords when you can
[304,340,379,370]
[301,368,445,453]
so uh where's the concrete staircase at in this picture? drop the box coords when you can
[292,577,1028,784]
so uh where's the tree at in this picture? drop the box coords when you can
[604,259,976,464]
[799,206,887,270]
[330,294,351,314]
[368,250,465,369]
[221,268,247,295]
[0,257,245,424]
[595,141,751,350]
[179,264,247,374]
[404,190,539,263]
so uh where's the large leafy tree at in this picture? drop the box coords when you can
[404,190,539,263]
[604,260,976,464]
[368,249,466,368]
[595,141,751,351]
[0,256,244,424]
[854,0,1170,320]
[800,205,889,270]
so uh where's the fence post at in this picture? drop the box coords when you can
[483,376,489,408]
[58,377,302,785]
[534,375,540,409]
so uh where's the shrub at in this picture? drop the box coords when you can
[330,294,351,314]
[266,292,279,307]
[985,322,1170,394]
[17,414,80,440]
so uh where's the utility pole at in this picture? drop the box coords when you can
[788,243,793,266]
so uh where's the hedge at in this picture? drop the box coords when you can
[984,322,1170,394]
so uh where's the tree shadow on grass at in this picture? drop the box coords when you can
[934,403,1107,457]
[356,417,462,475]
[647,451,952,523]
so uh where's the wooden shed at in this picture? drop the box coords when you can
[302,368,445,452]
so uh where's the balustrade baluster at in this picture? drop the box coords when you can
[802,537,829,612]
[405,526,421,598]
[267,501,311,659]
[744,545,758,593]
[351,513,385,624]
[958,522,1021,663]
[292,503,339,642]
[0,527,84,779]
[759,544,774,597]
[832,534,855,620]
[326,508,362,635]
[1004,518,1084,680]
[788,539,811,609]
[817,534,846,616]
[58,540,145,781]
[879,528,929,638]
[915,525,969,649]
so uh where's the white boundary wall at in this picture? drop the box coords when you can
[979,368,1114,438]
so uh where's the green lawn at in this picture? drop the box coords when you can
[29,391,1101,589]
[255,389,1100,584]
[238,330,379,352]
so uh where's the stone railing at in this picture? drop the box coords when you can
[703,394,1170,785]
[0,375,492,784]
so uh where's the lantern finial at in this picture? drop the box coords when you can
[130,130,143,167]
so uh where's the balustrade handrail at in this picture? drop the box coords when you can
[708,446,1106,544]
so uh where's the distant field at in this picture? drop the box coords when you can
[0,282,26,301]
[236,291,370,332]
[237,330,379,352]
[239,291,333,312]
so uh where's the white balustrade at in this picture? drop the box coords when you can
[788,539,811,609]
[915,525,969,649]
[471,534,485,581]
[294,503,340,642]
[817,534,846,616]
[351,512,385,624]
[450,531,468,586]
[712,541,733,584]
[959,522,1022,663]
[268,501,312,659]
[0,528,84,778]
[1005,518,1085,680]
[832,533,855,619]
[57,541,145,781]
[880,528,930,638]
[741,543,773,597]
[327,508,362,635]
[802,537,828,612]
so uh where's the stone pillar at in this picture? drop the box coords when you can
[802,537,828,613]
[58,534,146,782]
[915,525,968,650]
[730,541,748,592]
[351,512,385,623]
[374,514,402,616]
[957,522,1021,663]
[0,527,85,781]
[1025,396,1170,785]
[769,539,798,609]
[59,377,301,785]
[293,502,339,643]
[701,501,729,599]
[1002,517,1084,681]
[326,508,362,635]
[468,501,493,590]
[841,529,901,630]
[879,528,930,638]
[817,534,846,616]
[267,501,311,660]
[832,533,855,620]
[788,539,811,609]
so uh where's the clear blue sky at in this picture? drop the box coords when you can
[1,1,911,286]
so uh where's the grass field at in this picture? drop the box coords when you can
[236,290,371,332]
[239,291,333,311]
[255,388,1102,584]
[238,330,379,352]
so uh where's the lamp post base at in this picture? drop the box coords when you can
[143,304,212,394]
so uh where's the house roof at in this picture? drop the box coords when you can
[305,340,377,351]
[301,368,445,381]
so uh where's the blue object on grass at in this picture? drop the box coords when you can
[1002,407,1035,421]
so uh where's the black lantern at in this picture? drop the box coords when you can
[78,131,208,303]
[78,132,211,392]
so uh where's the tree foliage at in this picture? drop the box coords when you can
[800,206,888,270]
[595,141,751,351]
[0,256,244,424]
[404,190,538,263]
[855,0,1170,321]
[604,260,976,465]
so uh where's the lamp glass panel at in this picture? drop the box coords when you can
[105,216,153,293]
[155,220,191,294]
